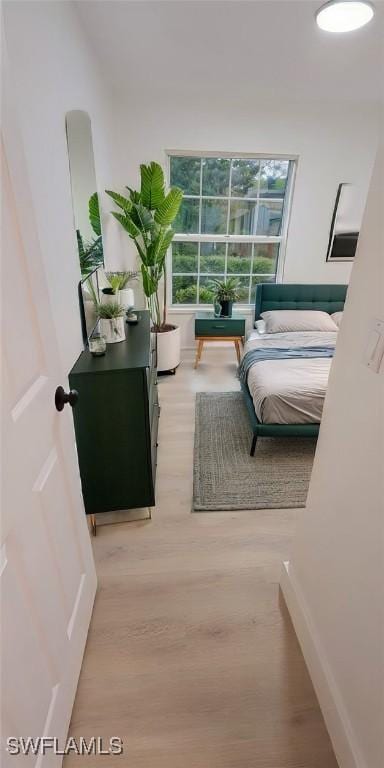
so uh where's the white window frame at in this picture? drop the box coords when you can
[165,151,297,310]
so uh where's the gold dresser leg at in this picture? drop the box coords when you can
[194,339,204,368]
[89,514,97,537]
[194,340,199,368]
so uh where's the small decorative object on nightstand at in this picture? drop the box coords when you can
[126,307,139,325]
[194,312,246,368]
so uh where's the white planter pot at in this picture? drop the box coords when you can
[156,325,181,372]
[101,291,120,306]
[119,288,135,310]
[100,317,126,344]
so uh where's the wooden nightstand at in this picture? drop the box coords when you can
[194,312,246,368]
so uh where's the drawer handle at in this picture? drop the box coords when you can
[213,324,227,328]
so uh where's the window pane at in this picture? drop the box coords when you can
[200,242,226,273]
[170,157,201,195]
[229,200,258,235]
[252,243,279,274]
[172,242,198,273]
[169,155,292,306]
[174,198,200,234]
[257,201,283,235]
[236,276,251,303]
[259,160,289,198]
[201,199,228,234]
[250,274,276,303]
[202,158,230,197]
[172,275,197,304]
[198,275,221,305]
[231,159,260,198]
[227,243,252,274]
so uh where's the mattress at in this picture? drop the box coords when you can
[244,330,338,424]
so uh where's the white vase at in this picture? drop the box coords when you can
[100,317,126,344]
[119,288,134,310]
[101,290,120,306]
[156,325,181,373]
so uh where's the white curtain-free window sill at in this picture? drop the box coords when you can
[168,305,254,313]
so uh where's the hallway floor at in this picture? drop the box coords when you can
[65,347,337,767]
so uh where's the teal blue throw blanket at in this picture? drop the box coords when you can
[238,346,335,384]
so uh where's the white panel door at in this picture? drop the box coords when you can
[1,42,97,766]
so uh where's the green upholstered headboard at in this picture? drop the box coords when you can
[254,283,347,320]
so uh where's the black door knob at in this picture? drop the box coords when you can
[55,386,79,412]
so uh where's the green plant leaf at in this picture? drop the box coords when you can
[210,276,240,301]
[154,188,183,226]
[105,190,132,213]
[155,227,175,262]
[106,271,138,290]
[105,274,121,294]
[141,264,158,298]
[106,270,138,289]
[136,238,148,265]
[140,162,165,210]
[126,186,142,204]
[97,301,125,318]
[111,211,141,239]
[145,240,157,267]
[77,229,104,276]
[89,193,101,236]
[130,203,154,232]
[77,230,85,260]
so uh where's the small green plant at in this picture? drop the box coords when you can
[97,302,125,319]
[210,277,240,302]
[104,275,119,295]
[106,271,138,293]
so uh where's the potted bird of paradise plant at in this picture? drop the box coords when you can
[106,162,183,373]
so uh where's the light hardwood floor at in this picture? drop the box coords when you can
[65,347,338,767]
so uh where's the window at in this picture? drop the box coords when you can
[169,154,294,306]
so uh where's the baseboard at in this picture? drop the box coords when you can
[182,342,235,351]
[280,561,365,768]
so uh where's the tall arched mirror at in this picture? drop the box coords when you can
[66,110,104,341]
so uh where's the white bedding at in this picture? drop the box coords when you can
[244,330,338,424]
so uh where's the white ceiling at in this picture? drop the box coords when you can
[76,0,384,104]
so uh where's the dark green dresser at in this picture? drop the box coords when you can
[69,310,158,519]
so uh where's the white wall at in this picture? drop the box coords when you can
[3,3,380,354]
[108,95,379,344]
[2,1,120,373]
[281,141,384,768]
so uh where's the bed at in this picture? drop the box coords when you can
[240,283,347,455]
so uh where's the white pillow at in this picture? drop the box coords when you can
[331,311,343,328]
[254,319,267,334]
[260,310,338,333]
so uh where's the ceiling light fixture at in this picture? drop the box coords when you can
[316,0,374,32]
